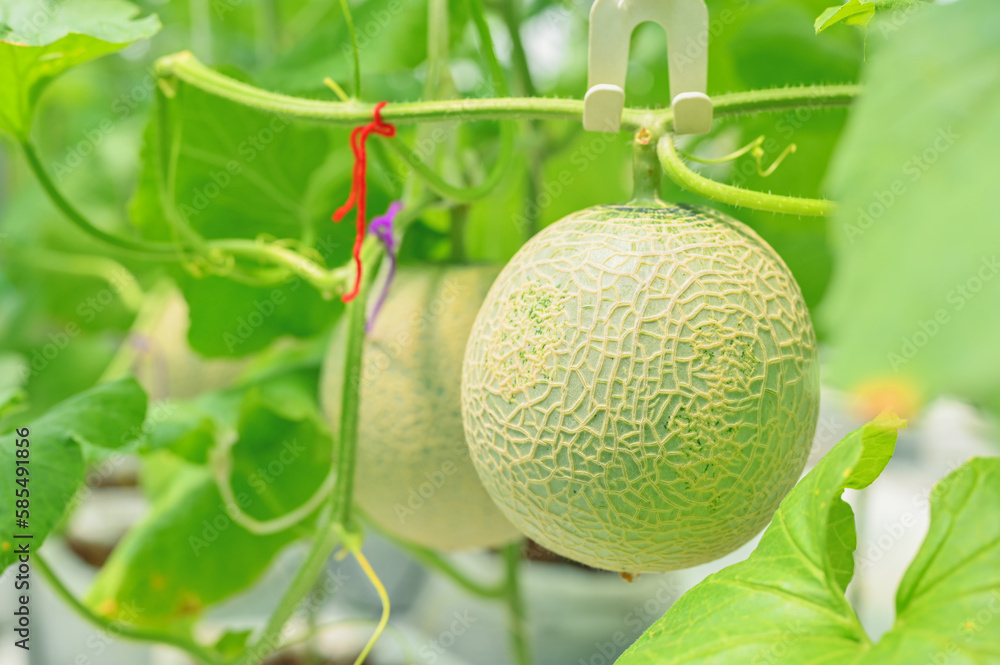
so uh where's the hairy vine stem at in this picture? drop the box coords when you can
[657,133,836,217]
[154,52,860,133]
[21,78,859,296]
[631,129,664,205]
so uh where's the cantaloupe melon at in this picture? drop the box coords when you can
[321,265,521,550]
[462,203,819,572]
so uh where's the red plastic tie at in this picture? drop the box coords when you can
[332,101,396,302]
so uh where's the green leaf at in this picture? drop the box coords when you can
[133,84,348,243]
[130,85,353,358]
[227,381,334,523]
[821,0,1000,414]
[616,413,905,665]
[0,378,147,572]
[85,462,298,625]
[88,368,331,625]
[0,0,160,137]
[862,457,1000,662]
[815,1,876,34]
[31,376,148,450]
[177,273,344,358]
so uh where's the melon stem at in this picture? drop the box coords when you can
[631,129,664,205]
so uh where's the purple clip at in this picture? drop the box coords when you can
[366,201,403,333]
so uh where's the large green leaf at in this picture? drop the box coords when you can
[87,368,332,625]
[863,458,1000,662]
[129,84,355,357]
[618,414,1000,664]
[0,0,159,137]
[0,378,147,572]
[132,84,346,242]
[821,0,1000,413]
[85,462,297,625]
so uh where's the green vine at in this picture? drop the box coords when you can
[23,77,858,292]
[657,133,836,217]
[338,0,362,99]
[19,141,180,258]
[154,54,860,133]
[378,0,515,204]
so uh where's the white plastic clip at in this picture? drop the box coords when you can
[584,0,713,135]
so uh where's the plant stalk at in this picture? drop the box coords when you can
[657,133,836,217]
[332,268,373,528]
[503,543,533,665]
[631,129,663,205]
[237,525,342,665]
[19,141,180,258]
[155,52,860,132]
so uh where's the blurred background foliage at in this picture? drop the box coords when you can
[0,0,1000,426]
[1,0,999,644]
[0,0,870,418]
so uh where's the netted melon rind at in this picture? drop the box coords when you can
[461,204,819,572]
[321,266,521,550]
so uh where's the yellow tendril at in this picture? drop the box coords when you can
[323,77,352,103]
[344,547,390,665]
[681,135,798,178]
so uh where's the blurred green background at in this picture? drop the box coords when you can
[1,0,997,433]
